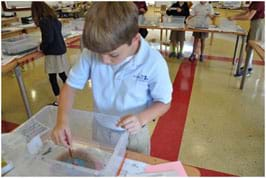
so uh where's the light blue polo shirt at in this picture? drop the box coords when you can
[67,37,173,117]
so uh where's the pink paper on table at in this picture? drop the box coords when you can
[144,161,187,176]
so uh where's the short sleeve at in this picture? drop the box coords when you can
[66,49,92,89]
[149,56,173,104]
[190,5,196,16]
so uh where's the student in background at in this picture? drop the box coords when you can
[187,1,214,62]
[134,1,149,38]
[52,2,172,155]
[166,2,190,59]
[31,2,69,106]
[228,1,265,76]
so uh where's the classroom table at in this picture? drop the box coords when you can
[1,35,81,118]
[240,40,265,89]
[126,150,201,176]
[2,51,44,118]
[2,17,19,27]
[139,23,247,76]
[2,28,24,39]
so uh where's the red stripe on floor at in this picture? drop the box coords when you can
[196,166,236,176]
[67,45,81,49]
[151,60,197,161]
[2,120,19,133]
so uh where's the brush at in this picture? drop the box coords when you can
[64,130,75,165]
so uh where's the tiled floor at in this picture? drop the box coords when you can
[1,7,264,177]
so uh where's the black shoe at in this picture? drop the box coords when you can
[199,55,204,62]
[168,52,176,58]
[189,54,196,61]
[177,52,183,59]
[240,67,253,74]
[234,69,252,77]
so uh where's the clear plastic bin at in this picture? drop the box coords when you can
[218,18,240,32]
[2,34,39,55]
[71,18,85,31]
[162,16,185,28]
[187,15,210,29]
[139,15,160,26]
[62,23,73,37]
[2,106,128,176]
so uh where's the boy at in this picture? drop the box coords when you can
[52,2,172,155]
[187,1,214,62]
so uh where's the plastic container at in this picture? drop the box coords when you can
[2,106,128,176]
[62,23,73,37]
[2,34,39,55]
[71,18,85,31]
[162,16,185,28]
[139,15,160,26]
[218,18,240,31]
[187,15,210,29]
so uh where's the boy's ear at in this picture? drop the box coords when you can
[132,33,140,44]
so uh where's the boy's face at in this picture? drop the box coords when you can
[100,34,140,65]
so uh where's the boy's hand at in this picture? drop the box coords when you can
[52,123,72,148]
[117,115,143,135]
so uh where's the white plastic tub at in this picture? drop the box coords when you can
[2,106,128,176]
[162,16,185,28]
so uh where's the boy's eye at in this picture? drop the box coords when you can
[110,54,119,57]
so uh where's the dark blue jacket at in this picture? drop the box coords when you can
[166,2,190,18]
[39,17,66,55]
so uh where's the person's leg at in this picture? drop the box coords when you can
[177,41,184,59]
[169,31,177,58]
[189,37,199,61]
[200,38,205,62]
[177,31,185,59]
[240,46,254,74]
[59,72,67,83]
[179,41,184,54]
[48,73,60,105]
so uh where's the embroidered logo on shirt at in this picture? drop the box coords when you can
[133,74,149,82]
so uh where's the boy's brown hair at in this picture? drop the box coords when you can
[31,2,57,26]
[82,2,139,53]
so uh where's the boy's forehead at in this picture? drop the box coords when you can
[102,43,128,54]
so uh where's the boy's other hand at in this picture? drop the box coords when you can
[117,115,143,135]
[52,124,72,148]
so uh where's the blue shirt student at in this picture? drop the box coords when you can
[67,37,173,117]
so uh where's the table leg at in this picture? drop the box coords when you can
[235,35,246,76]
[210,32,214,45]
[160,29,163,52]
[240,48,253,89]
[232,35,239,65]
[14,65,32,118]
